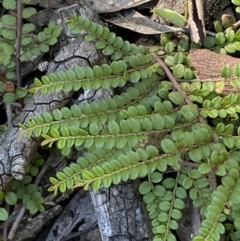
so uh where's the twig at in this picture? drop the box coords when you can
[16,0,22,87]
[152,53,217,182]
[152,53,193,105]
[2,204,10,241]
[180,161,199,168]
[7,205,26,240]
[5,103,13,127]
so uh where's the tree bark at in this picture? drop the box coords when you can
[90,181,151,241]
[0,3,101,191]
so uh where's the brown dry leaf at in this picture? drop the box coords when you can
[83,0,152,13]
[189,49,240,79]
[105,9,182,34]
[4,82,15,92]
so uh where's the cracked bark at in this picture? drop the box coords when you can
[90,181,151,241]
[0,3,102,191]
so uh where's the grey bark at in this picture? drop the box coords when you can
[11,205,63,241]
[0,3,101,191]
[46,189,98,241]
[90,181,151,241]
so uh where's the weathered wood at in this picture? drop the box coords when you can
[11,205,63,241]
[46,189,98,241]
[0,3,100,191]
[90,181,151,241]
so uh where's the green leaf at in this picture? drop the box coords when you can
[92,179,101,191]
[179,37,191,52]
[39,43,49,53]
[172,64,184,78]
[198,163,211,174]
[203,36,216,48]
[150,172,163,183]
[2,29,16,40]
[215,32,225,45]
[59,182,66,193]
[182,177,193,189]
[162,178,175,189]
[102,46,114,55]
[102,176,112,188]
[3,92,16,103]
[189,148,203,163]
[130,71,141,83]
[225,30,235,41]
[108,121,120,135]
[3,0,16,10]
[176,187,187,199]
[85,34,95,42]
[22,23,35,34]
[1,14,16,25]
[234,218,240,230]
[5,191,17,205]
[192,236,204,241]
[152,7,186,27]
[29,204,38,214]
[158,213,168,222]
[234,64,240,77]
[51,25,62,37]
[48,37,58,45]
[0,208,8,221]
[16,87,28,99]
[221,64,232,78]
[166,233,177,241]
[139,181,151,195]
[22,7,37,19]
[82,170,95,180]
[21,36,32,46]
[164,56,175,66]
[95,40,106,49]
[159,201,171,211]
[38,32,46,42]
[155,225,167,234]
[184,68,195,79]
[161,139,176,153]
[165,42,175,54]
[180,105,199,121]
[169,91,185,105]
[173,198,185,209]
[6,72,16,80]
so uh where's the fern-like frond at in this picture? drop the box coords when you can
[47,123,213,194]
[20,77,158,138]
[29,55,161,94]
[194,173,240,241]
[66,13,148,60]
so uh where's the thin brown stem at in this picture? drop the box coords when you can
[180,161,199,168]
[152,53,193,105]
[16,0,22,87]
[152,53,217,193]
